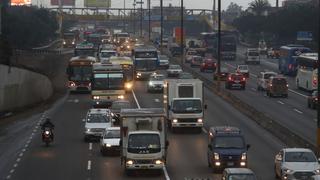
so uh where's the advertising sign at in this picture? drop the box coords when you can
[11,0,31,5]
[297,31,313,41]
[84,0,111,7]
[51,0,75,6]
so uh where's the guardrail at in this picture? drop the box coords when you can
[15,49,63,55]
[32,39,63,50]
[166,51,317,152]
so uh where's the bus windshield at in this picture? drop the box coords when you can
[122,65,134,81]
[135,51,158,58]
[92,73,124,90]
[69,66,92,81]
[74,49,95,57]
[135,60,157,71]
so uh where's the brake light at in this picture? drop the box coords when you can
[228,77,232,81]
[312,77,317,86]
[202,63,206,66]
[242,77,246,81]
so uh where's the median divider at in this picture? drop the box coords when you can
[169,55,316,152]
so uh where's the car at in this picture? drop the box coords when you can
[99,50,118,63]
[159,55,170,68]
[190,55,203,67]
[245,48,260,64]
[308,90,318,109]
[274,148,320,180]
[185,49,198,63]
[200,58,217,72]
[110,100,131,126]
[257,71,278,91]
[312,175,320,180]
[207,126,250,173]
[147,73,165,92]
[170,45,182,57]
[213,67,229,81]
[84,108,113,142]
[268,47,280,59]
[178,72,193,79]
[100,127,121,156]
[222,168,257,180]
[236,65,249,77]
[167,64,182,77]
[266,76,288,97]
[225,73,246,90]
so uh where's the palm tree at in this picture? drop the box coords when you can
[248,0,271,16]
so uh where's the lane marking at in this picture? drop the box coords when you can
[22,148,26,152]
[251,88,256,91]
[6,175,11,179]
[202,128,208,134]
[16,158,21,162]
[82,118,86,122]
[87,160,91,170]
[9,169,14,174]
[154,99,160,103]
[163,166,170,180]
[288,89,308,98]
[74,99,79,103]
[132,90,141,109]
[13,163,18,168]
[277,101,284,105]
[294,109,303,114]
[19,153,23,157]
[89,143,92,151]
[314,119,317,122]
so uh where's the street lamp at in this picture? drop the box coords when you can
[135,0,144,38]
[148,0,151,41]
[317,0,320,155]
[216,0,221,90]
[160,0,163,53]
[133,0,136,36]
[180,0,184,66]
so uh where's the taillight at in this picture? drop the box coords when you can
[288,64,292,69]
[88,83,91,87]
[312,77,317,86]
[242,77,246,81]
[228,77,232,81]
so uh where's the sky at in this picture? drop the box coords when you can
[32,0,285,10]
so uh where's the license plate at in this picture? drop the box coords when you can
[227,162,234,166]
[235,80,240,83]
[141,166,148,169]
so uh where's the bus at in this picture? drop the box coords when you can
[66,56,96,92]
[114,32,130,45]
[74,42,95,57]
[296,53,318,91]
[108,56,134,91]
[132,45,159,80]
[91,63,126,107]
[278,45,311,76]
[86,33,102,49]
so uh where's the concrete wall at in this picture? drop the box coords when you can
[0,65,53,112]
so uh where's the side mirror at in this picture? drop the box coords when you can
[204,104,207,109]
[208,144,212,151]
[246,144,251,150]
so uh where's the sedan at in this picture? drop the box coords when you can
[167,64,182,77]
[213,67,229,81]
[200,58,217,72]
[225,73,246,90]
[147,73,165,92]
[159,55,170,69]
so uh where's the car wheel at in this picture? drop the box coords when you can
[242,86,246,90]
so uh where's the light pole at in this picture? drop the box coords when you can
[123,0,126,31]
[160,0,163,53]
[216,0,221,90]
[148,0,151,41]
[317,0,320,155]
[180,0,184,66]
[133,0,136,36]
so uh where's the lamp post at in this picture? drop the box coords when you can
[317,0,320,155]
[216,0,221,91]
[148,0,151,41]
[160,0,163,53]
[133,0,136,36]
[123,0,126,31]
[180,0,184,66]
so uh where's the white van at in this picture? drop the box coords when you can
[245,48,260,64]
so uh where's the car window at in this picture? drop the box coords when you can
[285,151,317,162]
[87,114,110,123]
[238,66,248,70]
[272,78,287,85]
[213,136,245,149]
[104,130,120,138]
[169,65,181,69]
[228,174,256,180]
[150,75,165,80]
[264,73,276,79]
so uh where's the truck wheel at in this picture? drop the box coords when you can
[125,169,133,176]
[197,127,202,133]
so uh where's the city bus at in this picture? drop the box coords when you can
[113,32,130,45]
[66,56,96,92]
[91,63,126,107]
[108,56,134,91]
[132,45,159,80]
[74,42,95,57]
[296,53,318,91]
[278,45,311,76]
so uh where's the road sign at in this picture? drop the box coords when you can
[297,31,313,41]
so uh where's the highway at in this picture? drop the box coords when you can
[182,44,317,146]
[0,66,286,180]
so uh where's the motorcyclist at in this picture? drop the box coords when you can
[41,118,55,140]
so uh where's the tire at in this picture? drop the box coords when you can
[242,86,246,90]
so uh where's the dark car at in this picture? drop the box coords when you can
[308,90,318,109]
[213,67,229,81]
[225,73,246,90]
[200,58,217,72]
[110,100,131,125]
[207,126,250,173]
[190,56,203,67]
[266,76,288,97]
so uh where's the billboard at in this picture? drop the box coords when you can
[11,0,31,5]
[297,31,313,41]
[84,0,111,7]
[51,0,75,6]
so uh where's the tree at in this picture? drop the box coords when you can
[248,0,271,16]
[226,2,242,14]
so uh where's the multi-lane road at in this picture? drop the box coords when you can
[0,62,288,180]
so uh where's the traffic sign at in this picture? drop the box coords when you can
[297,31,313,41]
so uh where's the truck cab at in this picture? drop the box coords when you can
[120,108,168,174]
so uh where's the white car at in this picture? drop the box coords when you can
[147,73,165,92]
[257,71,278,91]
[84,108,113,142]
[185,49,197,63]
[275,148,320,180]
[100,127,120,155]
[222,168,257,180]
[236,65,249,78]
[167,64,182,77]
[159,55,169,68]
[99,50,118,63]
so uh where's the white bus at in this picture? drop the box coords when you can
[296,53,318,91]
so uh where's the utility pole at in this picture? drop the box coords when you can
[216,0,221,91]
[123,0,126,31]
[58,0,63,39]
[212,0,215,30]
[276,0,279,8]
[133,0,136,36]
[136,0,144,38]
[148,0,151,41]
[180,0,184,66]
[160,0,163,53]
[317,0,320,155]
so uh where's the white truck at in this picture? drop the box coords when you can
[120,108,168,174]
[164,79,206,133]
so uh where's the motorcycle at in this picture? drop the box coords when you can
[42,127,53,147]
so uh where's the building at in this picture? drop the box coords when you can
[282,0,318,7]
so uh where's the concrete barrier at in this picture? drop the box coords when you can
[0,65,53,112]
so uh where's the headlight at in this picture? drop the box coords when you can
[72,41,75,44]
[315,169,320,174]
[106,144,112,147]
[63,41,66,45]
[45,130,50,135]
[118,95,124,99]
[126,160,134,165]
[111,112,114,117]
[149,82,153,86]
[241,152,247,160]
[125,82,133,89]
[172,119,178,123]
[127,45,130,49]
[214,153,219,160]
[93,96,100,100]
[197,118,203,123]
[284,169,293,173]
[86,128,91,132]
[137,72,142,76]
[155,160,163,165]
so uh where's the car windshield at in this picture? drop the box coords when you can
[135,60,157,71]
[150,75,164,80]
[272,78,287,85]
[128,134,161,154]
[285,151,317,162]
[135,51,157,58]
[104,130,120,138]
[87,114,110,123]
[111,101,131,110]
[238,66,248,70]
[193,57,203,62]
[187,51,197,55]
[69,66,92,81]
[228,174,256,180]
[264,73,277,79]
[101,52,116,58]
[159,55,169,60]
[179,73,193,79]
[214,136,245,149]
[92,73,124,90]
[169,65,181,70]
[172,100,202,113]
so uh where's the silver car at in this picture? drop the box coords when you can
[100,127,121,156]
[159,55,169,68]
[222,168,257,180]
[147,73,165,92]
[275,148,320,180]
[167,64,182,77]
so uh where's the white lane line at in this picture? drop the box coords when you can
[16,158,21,162]
[277,101,285,105]
[314,119,317,122]
[74,99,79,103]
[294,109,303,114]
[132,90,141,109]
[251,88,256,91]
[250,74,257,78]
[9,169,14,174]
[163,166,171,180]
[22,148,26,152]
[13,163,18,168]
[6,175,11,179]
[24,144,28,148]
[87,160,91,170]
[288,89,308,98]
[82,118,86,122]
[154,99,160,103]
[19,153,23,157]
[89,143,92,151]
[202,128,208,134]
